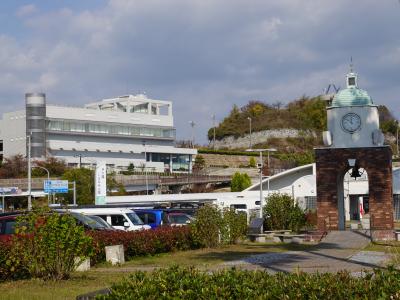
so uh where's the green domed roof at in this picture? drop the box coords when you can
[331,87,373,107]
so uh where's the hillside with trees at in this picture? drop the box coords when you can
[206,96,398,167]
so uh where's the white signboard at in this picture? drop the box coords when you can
[95,161,107,205]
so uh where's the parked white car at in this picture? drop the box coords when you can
[70,208,151,231]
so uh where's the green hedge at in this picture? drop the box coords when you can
[98,266,400,299]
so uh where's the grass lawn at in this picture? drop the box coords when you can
[0,242,311,300]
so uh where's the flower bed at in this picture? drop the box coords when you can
[88,226,200,264]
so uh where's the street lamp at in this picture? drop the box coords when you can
[27,133,32,210]
[32,165,50,204]
[211,114,216,150]
[246,148,277,219]
[396,120,399,158]
[247,117,252,149]
[142,141,149,195]
[74,154,82,168]
[189,121,195,148]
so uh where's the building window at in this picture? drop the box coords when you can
[172,154,189,171]
[305,196,317,210]
[88,124,109,134]
[394,195,400,220]
[47,120,175,139]
[130,103,148,113]
[70,122,85,132]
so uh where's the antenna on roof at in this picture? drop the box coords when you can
[350,56,354,73]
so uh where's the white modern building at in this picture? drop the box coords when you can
[0,93,196,172]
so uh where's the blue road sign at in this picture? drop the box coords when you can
[44,180,69,193]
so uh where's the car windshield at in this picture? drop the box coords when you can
[88,215,113,229]
[126,212,144,225]
[70,212,105,229]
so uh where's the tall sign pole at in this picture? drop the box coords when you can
[95,161,107,205]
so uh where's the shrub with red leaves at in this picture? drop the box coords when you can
[0,239,30,281]
[305,210,317,229]
[87,226,200,264]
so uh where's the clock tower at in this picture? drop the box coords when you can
[315,69,394,241]
[323,71,384,148]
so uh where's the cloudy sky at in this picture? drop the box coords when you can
[1,0,399,144]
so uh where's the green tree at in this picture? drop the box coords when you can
[32,157,68,177]
[381,119,398,135]
[249,157,256,168]
[193,155,206,172]
[263,193,306,232]
[297,97,327,131]
[231,172,251,192]
[62,168,94,205]
[107,172,126,195]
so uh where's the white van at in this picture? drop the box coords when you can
[70,208,151,231]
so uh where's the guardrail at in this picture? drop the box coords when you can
[115,174,232,186]
[0,174,231,190]
[0,177,59,190]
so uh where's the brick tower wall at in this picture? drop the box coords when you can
[315,146,394,241]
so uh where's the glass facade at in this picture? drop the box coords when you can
[47,120,175,139]
[172,154,190,171]
[149,153,191,172]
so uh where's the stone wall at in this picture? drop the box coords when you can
[315,146,394,241]
[212,129,310,149]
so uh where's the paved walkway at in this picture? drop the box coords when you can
[222,231,391,273]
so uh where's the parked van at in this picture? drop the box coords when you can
[134,209,164,229]
[70,208,150,231]
[134,209,194,229]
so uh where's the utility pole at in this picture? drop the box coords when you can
[247,117,252,149]
[27,134,32,210]
[211,114,216,150]
[189,121,195,148]
[142,141,149,195]
[397,120,399,158]
[74,154,82,168]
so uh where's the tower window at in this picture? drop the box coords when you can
[348,77,356,86]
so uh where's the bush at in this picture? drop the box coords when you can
[193,155,206,171]
[305,209,318,229]
[220,209,248,244]
[191,204,247,247]
[264,193,306,232]
[88,226,199,264]
[0,240,29,281]
[12,209,93,280]
[231,172,251,192]
[190,205,222,248]
[249,157,256,167]
[98,266,400,299]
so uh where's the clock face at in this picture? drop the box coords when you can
[341,113,361,133]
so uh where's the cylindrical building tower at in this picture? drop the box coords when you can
[25,93,46,158]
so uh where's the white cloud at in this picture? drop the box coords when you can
[16,4,38,18]
[1,0,400,143]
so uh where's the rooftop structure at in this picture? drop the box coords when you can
[331,72,374,107]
